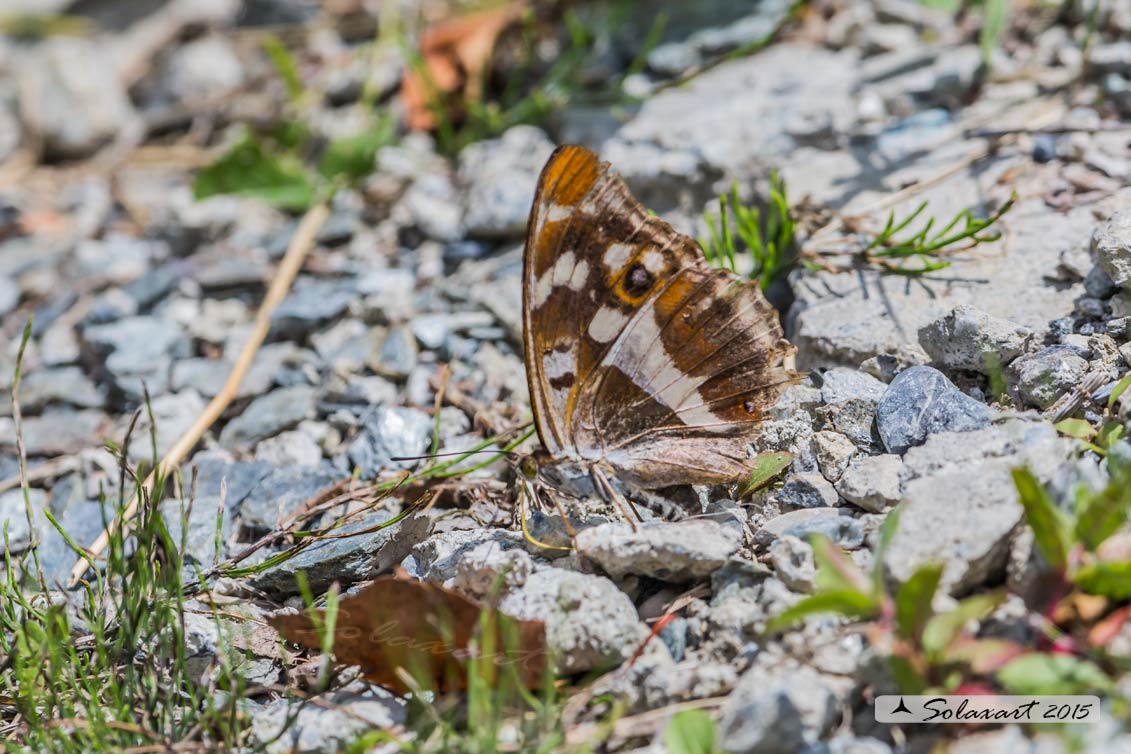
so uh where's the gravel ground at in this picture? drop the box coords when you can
[3,1,1131,752]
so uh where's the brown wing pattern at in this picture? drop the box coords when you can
[522,145,699,457]
[522,145,798,486]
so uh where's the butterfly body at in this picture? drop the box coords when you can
[523,145,798,494]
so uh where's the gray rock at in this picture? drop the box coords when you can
[458,125,556,239]
[170,358,232,398]
[917,305,1032,373]
[193,255,268,291]
[39,320,80,366]
[346,407,432,478]
[605,43,858,211]
[885,419,1074,594]
[0,275,18,316]
[1095,210,1131,289]
[125,264,179,309]
[719,663,838,754]
[399,172,463,242]
[182,455,273,509]
[324,375,397,408]
[161,496,233,566]
[642,0,794,78]
[373,326,418,380]
[499,568,648,674]
[859,347,928,383]
[18,37,135,159]
[816,397,880,449]
[33,488,108,584]
[74,236,163,283]
[163,34,246,102]
[251,686,405,754]
[270,279,354,337]
[875,366,993,454]
[309,318,373,374]
[826,736,895,754]
[754,508,865,550]
[0,104,21,168]
[575,519,741,581]
[170,342,297,400]
[0,410,107,456]
[751,411,817,472]
[812,431,856,482]
[900,417,1071,482]
[14,367,104,413]
[1085,264,1117,299]
[409,529,528,586]
[128,390,206,462]
[251,510,430,596]
[452,540,534,598]
[1011,345,1089,410]
[85,288,139,324]
[835,455,903,513]
[254,429,323,467]
[819,368,885,404]
[772,472,840,510]
[1089,41,1131,75]
[769,535,816,593]
[410,313,449,351]
[219,385,318,450]
[239,465,345,533]
[0,488,47,553]
[81,316,190,400]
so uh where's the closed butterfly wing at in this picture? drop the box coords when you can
[522,145,798,488]
[523,145,699,458]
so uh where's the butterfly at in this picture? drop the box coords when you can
[522,145,799,501]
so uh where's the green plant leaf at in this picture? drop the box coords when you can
[263,34,305,103]
[979,0,1009,66]
[193,133,316,211]
[1074,483,1130,552]
[887,654,928,695]
[811,536,871,594]
[1073,561,1131,600]
[1055,418,1097,441]
[1011,468,1071,573]
[765,589,880,634]
[1108,372,1131,411]
[894,563,943,643]
[921,590,1005,656]
[944,637,1025,674]
[997,653,1111,695]
[663,709,717,754]
[871,506,902,593]
[740,451,792,496]
[317,117,396,182]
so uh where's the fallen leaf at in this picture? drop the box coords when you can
[401,4,524,131]
[269,572,547,694]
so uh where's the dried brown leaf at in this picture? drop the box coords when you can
[269,572,547,694]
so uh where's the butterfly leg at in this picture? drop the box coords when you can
[518,476,574,553]
[590,464,642,531]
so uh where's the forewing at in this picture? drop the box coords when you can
[522,145,699,456]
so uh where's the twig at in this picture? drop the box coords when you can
[0,455,83,495]
[66,201,330,587]
[964,123,1131,139]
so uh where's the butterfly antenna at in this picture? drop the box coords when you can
[388,449,522,462]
